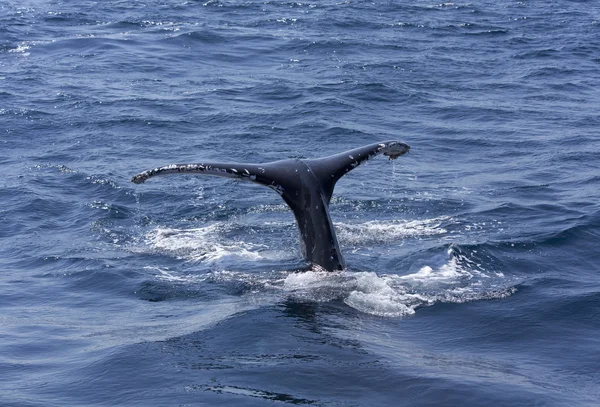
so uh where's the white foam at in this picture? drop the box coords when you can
[247,203,290,213]
[142,261,515,319]
[283,269,344,290]
[280,270,436,317]
[136,219,514,318]
[142,225,268,263]
[282,270,353,302]
[344,272,422,317]
[8,40,54,56]
[139,215,450,265]
[9,43,30,56]
[144,266,203,283]
[400,255,477,282]
[344,290,419,317]
[334,216,449,245]
[277,246,515,317]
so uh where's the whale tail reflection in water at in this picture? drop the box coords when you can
[132,141,411,271]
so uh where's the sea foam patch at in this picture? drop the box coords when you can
[280,245,515,317]
[137,218,514,317]
[143,225,267,263]
[141,245,515,318]
[334,216,449,245]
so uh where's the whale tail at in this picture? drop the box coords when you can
[132,141,410,271]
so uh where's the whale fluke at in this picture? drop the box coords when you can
[132,140,410,271]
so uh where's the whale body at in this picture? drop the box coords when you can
[132,140,410,271]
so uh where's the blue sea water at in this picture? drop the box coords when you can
[2,0,600,405]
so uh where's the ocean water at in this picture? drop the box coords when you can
[2,0,600,405]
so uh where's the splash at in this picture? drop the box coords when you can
[137,218,515,317]
[8,43,31,56]
[267,245,515,317]
[280,246,515,317]
[140,249,515,318]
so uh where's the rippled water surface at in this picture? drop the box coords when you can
[2,1,600,406]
